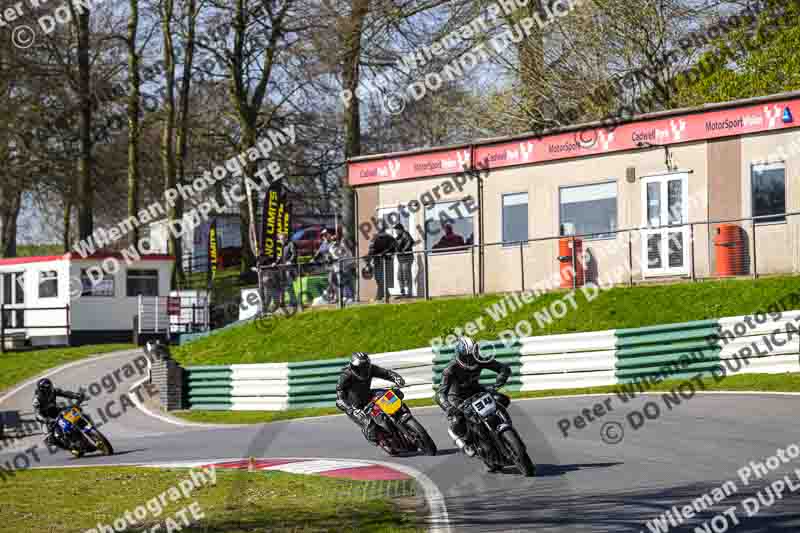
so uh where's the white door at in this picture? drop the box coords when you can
[1,272,25,328]
[641,173,690,277]
[376,206,418,296]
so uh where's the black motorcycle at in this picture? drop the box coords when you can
[364,387,437,456]
[459,389,535,476]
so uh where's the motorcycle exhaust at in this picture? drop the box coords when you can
[448,428,476,457]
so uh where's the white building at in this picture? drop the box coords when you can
[0,253,174,346]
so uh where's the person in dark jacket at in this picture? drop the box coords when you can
[368,227,397,301]
[394,223,414,297]
[276,232,298,307]
[336,352,406,444]
[437,337,511,459]
[32,378,86,448]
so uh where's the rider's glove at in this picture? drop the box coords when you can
[393,375,406,388]
[485,385,497,394]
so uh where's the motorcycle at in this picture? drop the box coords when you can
[458,389,535,476]
[54,400,114,458]
[363,387,437,456]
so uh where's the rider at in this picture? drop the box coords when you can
[437,336,511,457]
[32,378,86,448]
[336,352,406,445]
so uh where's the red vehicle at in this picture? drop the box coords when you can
[291,225,334,257]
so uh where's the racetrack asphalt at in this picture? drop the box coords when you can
[2,349,800,532]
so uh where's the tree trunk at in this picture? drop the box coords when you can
[62,198,72,253]
[340,0,369,252]
[161,0,178,276]
[127,0,141,246]
[0,189,22,258]
[74,7,93,240]
[174,0,198,284]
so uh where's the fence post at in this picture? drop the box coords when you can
[628,232,633,287]
[571,237,577,290]
[471,245,476,296]
[424,249,430,300]
[519,241,525,292]
[1,303,5,354]
[751,220,758,279]
[66,304,71,346]
[689,223,696,282]
[154,297,159,333]
[338,260,344,309]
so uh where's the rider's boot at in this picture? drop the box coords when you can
[448,428,476,457]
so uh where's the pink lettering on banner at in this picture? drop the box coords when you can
[349,97,800,185]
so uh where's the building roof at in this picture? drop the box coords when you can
[0,253,175,267]
[348,90,800,186]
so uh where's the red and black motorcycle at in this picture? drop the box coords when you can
[363,387,437,456]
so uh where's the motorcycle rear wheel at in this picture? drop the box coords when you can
[500,430,536,477]
[405,418,437,456]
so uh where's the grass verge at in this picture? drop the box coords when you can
[173,276,800,366]
[0,344,135,394]
[172,373,800,425]
[0,467,421,533]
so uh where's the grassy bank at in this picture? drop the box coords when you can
[0,467,420,533]
[174,276,800,366]
[173,373,800,425]
[0,344,135,393]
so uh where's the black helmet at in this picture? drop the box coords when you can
[350,352,371,381]
[454,337,480,370]
[36,378,54,395]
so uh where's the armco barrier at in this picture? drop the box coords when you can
[181,310,800,411]
[718,310,800,374]
[519,330,618,391]
[615,319,722,384]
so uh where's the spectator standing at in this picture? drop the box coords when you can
[329,233,355,304]
[270,232,298,308]
[368,226,397,301]
[394,223,414,298]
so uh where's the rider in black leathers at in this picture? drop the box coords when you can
[336,352,406,444]
[32,378,86,448]
[437,336,511,456]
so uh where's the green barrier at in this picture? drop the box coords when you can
[614,319,722,384]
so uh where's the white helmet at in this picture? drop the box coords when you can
[454,336,480,370]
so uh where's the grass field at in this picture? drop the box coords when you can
[0,344,135,394]
[173,275,800,366]
[173,373,800,425]
[0,467,420,532]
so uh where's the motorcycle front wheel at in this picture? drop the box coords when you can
[90,430,114,456]
[500,429,535,477]
[405,418,437,456]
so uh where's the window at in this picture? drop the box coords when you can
[559,181,617,238]
[752,163,786,223]
[127,269,159,297]
[425,201,476,252]
[502,193,529,244]
[39,270,59,299]
[81,269,115,297]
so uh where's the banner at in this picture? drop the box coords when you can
[260,182,292,262]
[208,219,219,281]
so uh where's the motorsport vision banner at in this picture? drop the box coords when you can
[260,182,292,263]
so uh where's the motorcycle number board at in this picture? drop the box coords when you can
[472,393,496,417]
[377,391,402,415]
[63,408,81,423]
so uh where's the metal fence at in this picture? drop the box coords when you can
[248,210,800,313]
[0,305,71,353]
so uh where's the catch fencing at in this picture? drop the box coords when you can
[181,310,800,411]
